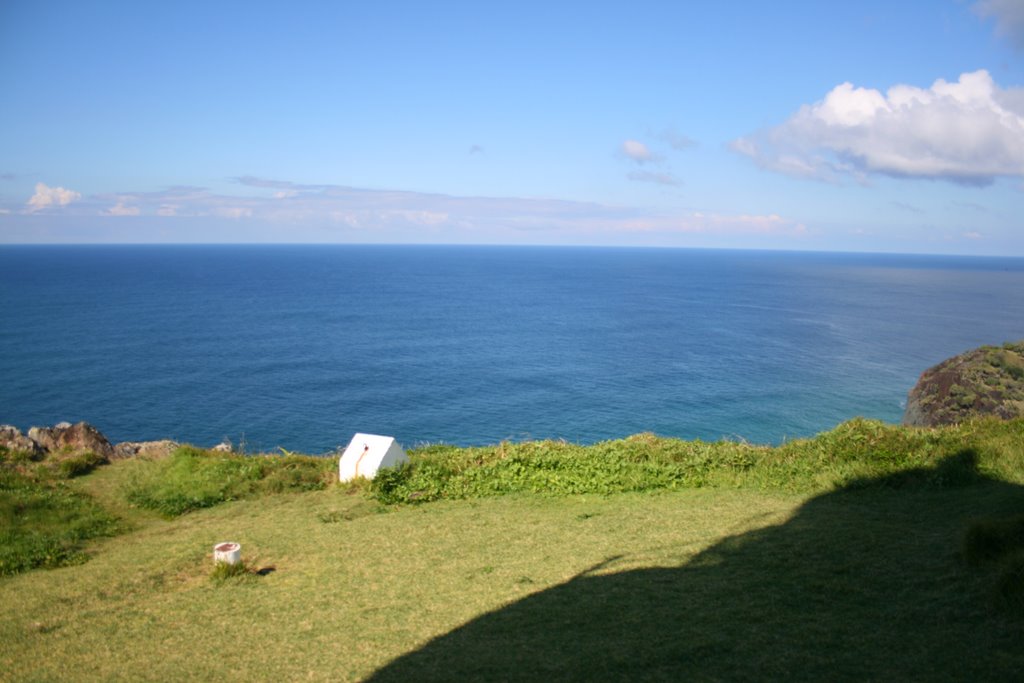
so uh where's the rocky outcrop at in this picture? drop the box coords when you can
[0,425,43,456]
[904,341,1024,427]
[2,421,181,464]
[2,422,294,462]
[27,421,115,458]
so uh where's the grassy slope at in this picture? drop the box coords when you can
[1,420,1023,681]
[0,486,807,681]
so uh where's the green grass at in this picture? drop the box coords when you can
[964,512,1024,614]
[1,418,1024,681]
[964,513,1024,565]
[0,443,336,576]
[0,453,120,576]
[121,446,338,516]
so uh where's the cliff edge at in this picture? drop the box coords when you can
[903,341,1024,427]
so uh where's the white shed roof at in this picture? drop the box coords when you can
[339,433,408,481]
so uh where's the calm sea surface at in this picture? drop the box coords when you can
[1,245,1022,452]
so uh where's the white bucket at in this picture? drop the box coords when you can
[213,541,241,565]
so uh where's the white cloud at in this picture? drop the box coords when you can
[964,230,984,239]
[157,204,178,216]
[103,201,141,216]
[732,70,1024,185]
[974,0,1024,48]
[621,139,660,164]
[26,182,81,212]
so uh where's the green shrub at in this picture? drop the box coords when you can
[370,418,1024,505]
[371,436,761,504]
[370,462,415,504]
[210,559,253,583]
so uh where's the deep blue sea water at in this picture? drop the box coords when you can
[1,245,1023,453]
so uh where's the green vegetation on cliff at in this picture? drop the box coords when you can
[905,340,1024,426]
[372,417,1024,504]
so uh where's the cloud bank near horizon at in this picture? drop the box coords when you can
[1,176,807,245]
[732,70,1024,186]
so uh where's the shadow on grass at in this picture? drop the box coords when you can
[367,451,1024,681]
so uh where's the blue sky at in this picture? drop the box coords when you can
[1,0,1022,254]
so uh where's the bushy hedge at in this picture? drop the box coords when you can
[371,435,760,504]
[372,418,1024,504]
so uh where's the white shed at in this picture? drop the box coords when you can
[338,433,408,482]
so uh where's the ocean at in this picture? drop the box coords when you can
[1,244,1022,453]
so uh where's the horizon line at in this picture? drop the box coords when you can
[0,241,1021,259]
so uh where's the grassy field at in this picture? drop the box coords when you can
[1,419,1024,681]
